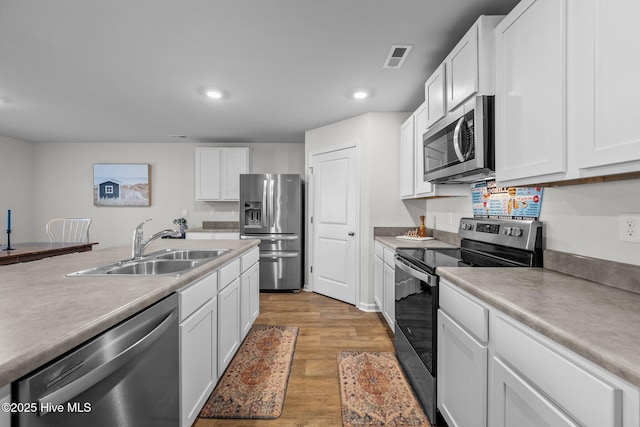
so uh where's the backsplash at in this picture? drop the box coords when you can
[202,221,239,231]
[544,249,640,295]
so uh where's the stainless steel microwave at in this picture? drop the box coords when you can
[423,95,494,183]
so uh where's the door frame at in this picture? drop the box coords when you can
[307,142,361,306]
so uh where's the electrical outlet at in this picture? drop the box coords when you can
[182,209,189,217]
[619,214,640,242]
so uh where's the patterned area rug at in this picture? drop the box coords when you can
[199,325,299,419]
[337,351,430,426]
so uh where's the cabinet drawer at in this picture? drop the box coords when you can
[218,259,240,291]
[179,271,217,322]
[241,247,259,272]
[374,242,384,259]
[494,315,621,426]
[383,247,395,266]
[439,280,488,342]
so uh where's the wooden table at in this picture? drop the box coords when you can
[0,242,98,265]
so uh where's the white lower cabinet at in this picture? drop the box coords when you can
[179,270,218,427]
[492,314,631,427]
[439,279,640,427]
[178,249,259,427]
[218,276,241,374]
[180,298,217,427]
[1,384,10,427]
[438,311,488,427]
[438,282,488,427]
[373,242,395,331]
[240,247,260,340]
[492,357,579,427]
[373,243,384,312]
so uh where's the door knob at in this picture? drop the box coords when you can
[348,231,355,236]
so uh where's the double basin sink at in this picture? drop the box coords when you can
[67,249,229,277]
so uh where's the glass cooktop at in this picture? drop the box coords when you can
[395,247,466,273]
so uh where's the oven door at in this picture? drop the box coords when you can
[394,255,438,423]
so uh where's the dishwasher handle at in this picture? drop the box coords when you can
[38,309,177,415]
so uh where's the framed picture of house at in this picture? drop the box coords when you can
[93,163,151,206]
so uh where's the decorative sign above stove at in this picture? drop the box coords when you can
[471,180,543,220]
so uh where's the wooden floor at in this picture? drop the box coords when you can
[194,291,394,427]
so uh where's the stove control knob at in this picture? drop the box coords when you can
[503,227,512,236]
[512,227,523,237]
[460,223,473,231]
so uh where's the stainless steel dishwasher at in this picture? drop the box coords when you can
[15,293,179,427]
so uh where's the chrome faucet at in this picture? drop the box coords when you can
[131,219,182,259]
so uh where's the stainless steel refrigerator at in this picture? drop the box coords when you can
[239,174,303,290]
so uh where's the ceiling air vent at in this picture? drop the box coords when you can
[383,45,412,69]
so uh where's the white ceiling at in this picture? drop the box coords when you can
[0,0,519,144]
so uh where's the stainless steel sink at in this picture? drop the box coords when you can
[67,248,229,277]
[106,259,197,275]
[156,249,228,260]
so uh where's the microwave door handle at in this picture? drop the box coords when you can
[453,116,466,163]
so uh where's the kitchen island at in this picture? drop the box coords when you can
[0,238,259,388]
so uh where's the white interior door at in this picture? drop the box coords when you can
[310,146,358,305]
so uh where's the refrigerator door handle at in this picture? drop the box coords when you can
[262,179,268,227]
[240,235,299,241]
[260,252,300,258]
[269,179,275,228]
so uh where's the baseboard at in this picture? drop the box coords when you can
[358,301,379,312]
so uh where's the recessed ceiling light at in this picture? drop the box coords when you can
[203,87,228,100]
[351,90,370,100]
[205,89,223,99]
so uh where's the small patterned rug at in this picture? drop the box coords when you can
[199,325,299,419]
[337,351,430,426]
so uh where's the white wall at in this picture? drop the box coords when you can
[305,112,425,307]
[2,139,303,249]
[426,178,640,266]
[0,136,35,242]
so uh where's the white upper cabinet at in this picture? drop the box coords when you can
[445,15,504,112]
[572,0,640,173]
[424,64,446,129]
[413,103,434,196]
[495,0,640,186]
[400,104,469,199]
[195,147,250,201]
[400,115,416,198]
[495,0,567,183]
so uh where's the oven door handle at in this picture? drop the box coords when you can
[394,256,436,287]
